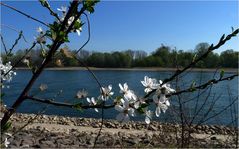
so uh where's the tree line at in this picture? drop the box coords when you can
[1,42,238,68]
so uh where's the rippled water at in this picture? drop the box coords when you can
[2,69,238,126]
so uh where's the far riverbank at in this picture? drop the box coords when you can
[15,67,238,72]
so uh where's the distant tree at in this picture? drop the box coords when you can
[152,44,171,67]
[220,49,238,68]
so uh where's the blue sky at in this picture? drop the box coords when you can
[1,0,238,54]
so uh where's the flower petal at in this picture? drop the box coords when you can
[128,108,135,117]
[115,105,124,112]
[123,114,130,122]
[153,95,159,103]
[141,81,147,87]
[86,97,91,103]
[124,83,128,90]
[76,29,81,36]
[119,83,124,92]
[155,107,161,117]
[116,113,125,122]
[91,97,96,105]
[108,85,112,91]
[165,100,170,106]
[145,116,151,124]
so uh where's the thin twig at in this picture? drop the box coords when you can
[25,95,114,109]
[3,42,37,77]
[25,74,237,111]
[167,74,238,98]
[196,97,238,126]
[39,0,61,22]
[0,34,7,54]
[0,2,49,27]
[0,1,81,128]
[144,29,239,99]
[7,31,23,55]
[0,24,28,42]
[75,12,91,54]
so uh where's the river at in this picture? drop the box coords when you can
[2,69,238,126]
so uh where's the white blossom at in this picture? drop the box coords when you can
[35,27,46,43]
[4,138,10,148]
[133,97,146,109]
[145,110,153,124]
[99,85,114,101]
[76,29,81,36]
[157,83,176,95]
[23,58,30,66]
[67,16,75,26]
[76,89,88,99]
[119,83,137,102]
[57,6,82,36]
[141,76,160,93]
[115,97,135,122]
[0,57,16,84]
[37,27,43,34]
[87,97,98,112]
[57,6,67,13]
[153,94,169,117]
[39,84,48,91]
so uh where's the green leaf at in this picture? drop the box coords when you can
[84,0,99,13]
[190,80,196,92]
[137,107,145,114]
[1,93,5,98]
[73,103,83,111]
[220,69,225,79]
[1,121,12,133]
[192,54,197,62]
[73,21,84,30]
[140,103,149,109]
[39,0,50,7]
[114,96,122,103]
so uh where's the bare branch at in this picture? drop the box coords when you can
[144,29,239,98]
[75,12,91,54]
[3,42,37,77]
[38,0,61,22]
[167,73,238,98]
[7,31,23,55]
[25,74,237,112]
[1,24,28,42]
[0,34,7,54]
[196,97,238,126]
[0,2,49,27]
[25,95,114,109]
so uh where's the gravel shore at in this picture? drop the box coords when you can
[1,112,238,148]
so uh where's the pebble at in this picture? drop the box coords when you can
[0,112,237,148]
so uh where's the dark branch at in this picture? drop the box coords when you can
[25,95,114,109]
[39,0,61,22]
[0,34,7,54]
[167,73,238,98]
[144,29,239,98]
[7,31,23,55]
[3,42,37,77]
[25,74,237,110]
[75,12,91,54]
[0,24,28,42]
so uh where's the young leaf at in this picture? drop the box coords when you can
[1,121,12,133]
[220,69,225,79]
[73,103,83,111]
